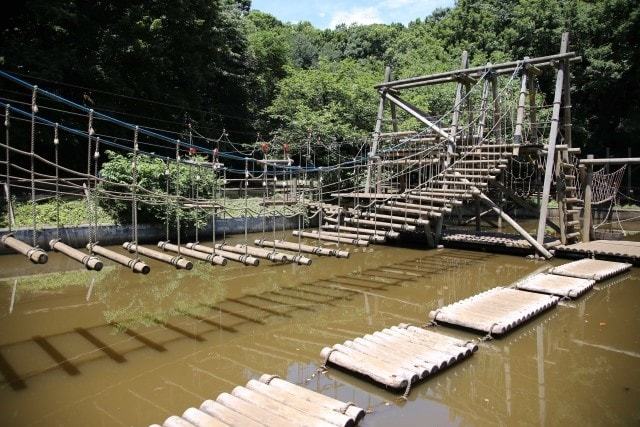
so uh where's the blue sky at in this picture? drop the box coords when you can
[251,0,456,29]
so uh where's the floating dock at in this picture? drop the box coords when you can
[514,273,595,298]
[548,258,632,281]
[555,240,640,265]
[442,231,559,255]
[151,374,365,427]
[429,287,560,336]
[319,324,477,392]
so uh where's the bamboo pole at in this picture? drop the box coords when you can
[0,234,47,263]
[157,241,226,266]
[292,230,369,246]
[185,242,259,266]
[51,239,102,270]
[123,242,192,270]
[87,243,150,273]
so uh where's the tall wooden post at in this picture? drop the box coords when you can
[365,66,392,193]
[513,57,529,155]
[582,155,594,242]
[491,74,502,146]
[562,51,572,149]
[476,66,491,142]
[536,32,569,245]
[528,71,538,145]
[449,51,469,162]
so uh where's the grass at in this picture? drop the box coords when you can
[1,199,113,228]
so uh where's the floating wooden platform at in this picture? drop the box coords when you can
[555,240,640,265]
[151,374,365,427]
[514,273,595,298]
[319,324,477,393]
[548,258,632,281]
[429,287,559,336]
[442,231,559,255]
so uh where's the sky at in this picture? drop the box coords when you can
[250,0,456,29]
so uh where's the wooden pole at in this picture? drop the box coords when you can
[477,193,552,258]
[582,155,594,242]
[365,66,391,193]
[3,182,15,227]
[186,242,259,266]
[123,242,192,269]
[52,239,102,270]
[449,51,469,160]
[87,243,149,273]
[1,234,47,263]
[536,32,569,245]
[514,58,529,154]
[157,241,226,266]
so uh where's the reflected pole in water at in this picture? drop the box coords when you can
[537,324,546,427]
[504,346,511,416]
[9,279,17,314]
[86,277,96,302]
[364,293,372,326]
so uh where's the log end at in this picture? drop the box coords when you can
[33,251,48,264]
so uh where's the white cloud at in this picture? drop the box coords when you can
[381,0,416,9]
[329,6,382,27]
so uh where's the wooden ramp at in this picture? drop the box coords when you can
[319,324,477,393]
[548,258,632,281]
[151,374,365,427]
[514,273,595,298]
[555,240,640,265]
[429,287,559,336]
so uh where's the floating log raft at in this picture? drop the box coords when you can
[293,230,369,247]
[254,239,350,258]
[322,224,400,239]
[555,240,640,266]
[343,217,416,232]
[87,243,150,274]
[548,258,631,281]
[514,273,595,298]
[430,287,559,336]
[319,323,477,393]
[123,242,192,270]
[1,234,48,264]
[157,241,227,266]
[51,239,102,271]
[216,243,292,264]
[151,374,365,427]
[320,230,385,244]
[185,242,259,266]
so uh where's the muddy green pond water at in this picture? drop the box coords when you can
[0,232,639,426]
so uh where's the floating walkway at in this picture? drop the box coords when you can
[514,273,595,298]
[429,287,560,336]
[548,258,632,281]
[319,324,477,392]
[555,240,640,266]
[151,374,365,427]
[442,231,560,254]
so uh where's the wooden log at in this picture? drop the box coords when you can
[123,242,192,270]
[356,212,428,227]
[357,333,448,370]
[254,238,349,258]
[217,243,290,263]
[1,234,47,264]
[388,201,452,213]
[181,408,227,427]
[400,325,478,352]
[322,223,402,238]
[232,386,336,427]
[376,330,460,364]
[200,400,263,427]
[292,230,369,246]
[343,339,433,379]
[377,205,442,218]
[320,346,412,389]
[50,239,102,271]
[216,392,296,427]
[343,217,416,231]
[245,380,354,427]
[185,242,259,266]
[86,243,149,274]
[162,416,195,427]
[320,230,385,243]
[258,375,365,423]
[157,241,226,266]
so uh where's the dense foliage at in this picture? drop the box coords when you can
[1,0,638,162]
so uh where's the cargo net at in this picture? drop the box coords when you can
[505,156,540,197]
[583,164,626,205]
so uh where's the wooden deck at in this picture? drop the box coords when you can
[555,240,640,265]
[514,273,595,298]
[429,287,560,336]
[548,258,632,281]
[320,324,477,392]
[151,374,365,427]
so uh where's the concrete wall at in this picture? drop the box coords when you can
[0,215,306,254]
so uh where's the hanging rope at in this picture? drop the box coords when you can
[175,139,181,256]
[86,109,94,248]
[4,104,11,233]
[30,86,38,247]
[131,126,139,261]
[54,123,60,240]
